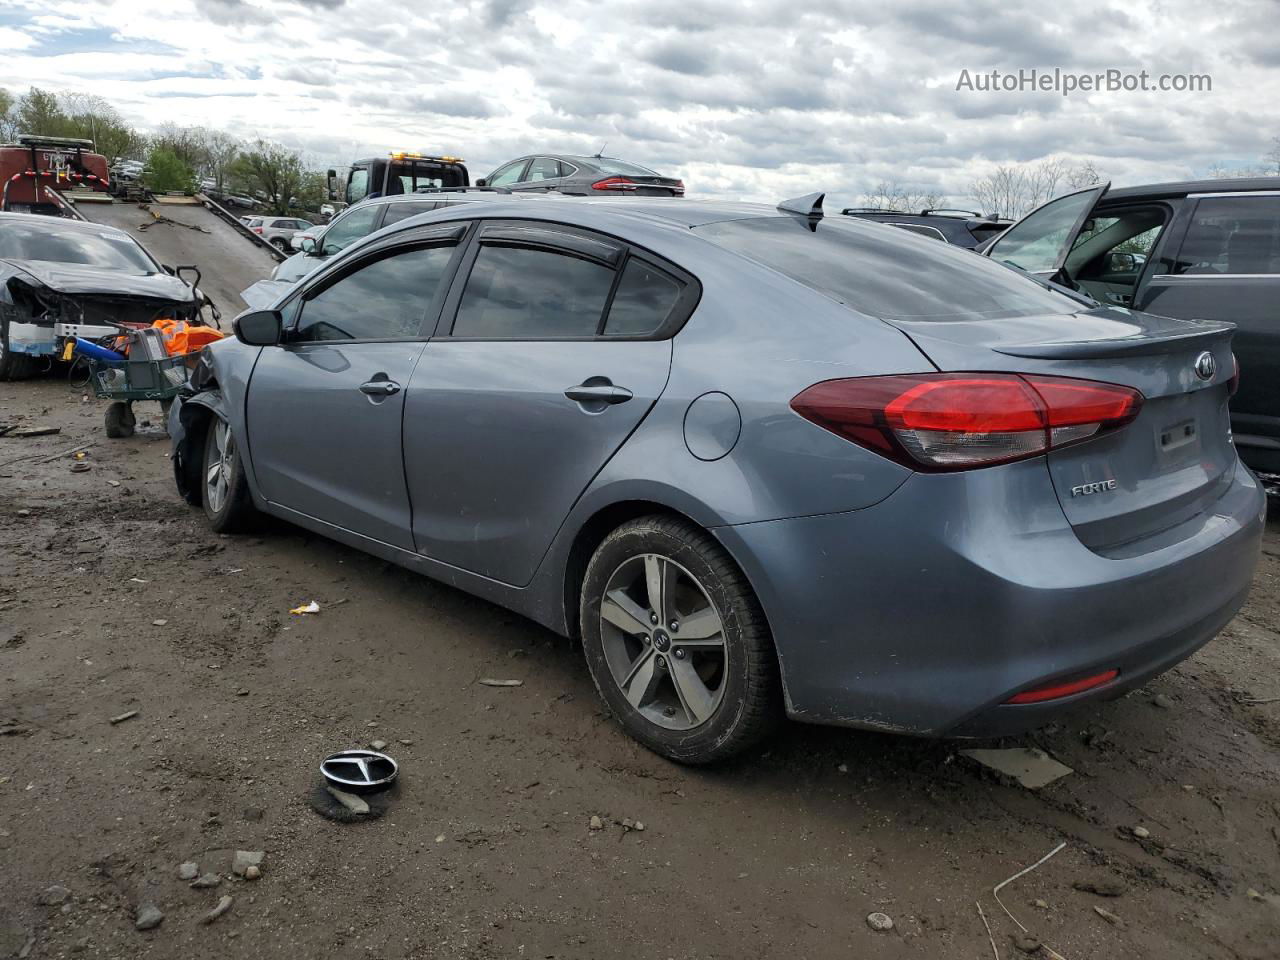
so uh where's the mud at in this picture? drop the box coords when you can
[2,378,1279,959]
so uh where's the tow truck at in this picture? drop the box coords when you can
[0,134,111,216]
[327,151,469,206]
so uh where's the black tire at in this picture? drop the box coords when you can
[271,237,288,251]
[0,318,36,381]
[103,401,135,439]
[579,515,781,764]
[201,416,257,533]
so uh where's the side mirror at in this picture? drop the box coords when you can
[234,309,283,346]
[475,177,487,187]
[300,236,318,254]
[326,168,337,202]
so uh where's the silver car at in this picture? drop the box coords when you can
[246,216,314,252]
[170,196,1265,763]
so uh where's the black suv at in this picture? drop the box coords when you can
[841,208,1012,249]
[983,177,1280,479]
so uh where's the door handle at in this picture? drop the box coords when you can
[565,383,633,405]
[359,379,401,396]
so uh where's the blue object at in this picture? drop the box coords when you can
[71,338,126,365]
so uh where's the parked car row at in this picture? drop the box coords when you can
[167,186,1266,764]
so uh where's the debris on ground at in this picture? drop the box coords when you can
[1073,878,1126,897]
[37,885,70,906]
[326,787,370,816]
[992,842,1070,960]
[201,896,232,925]
[134,904,163,931]
[960,747,1074,789]
[589,815,604,831]
[1093,905,1124,926]
[151,619,167,626]
[190,874,220,889]
[108,710,138,725]
[177,862,199,881]
[1132,825,1151,839]
[478,678,523,687]
[370,739,388,750]
[231,851,263,877]
[1012,933,1043,954]
[866,912,894,932]
[289,601,320,615]
[244,865,260,881]
[8,427,61,438]
[1152,694,1175,709]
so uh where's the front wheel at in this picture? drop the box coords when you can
[579,516,781,764]
[202,417,257,532]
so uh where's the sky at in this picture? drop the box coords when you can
[0,0,1276,210]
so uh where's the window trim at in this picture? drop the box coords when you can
[282,225,470,345]
[432,218,701,343]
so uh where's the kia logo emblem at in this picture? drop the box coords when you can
[1194,351,1216,381]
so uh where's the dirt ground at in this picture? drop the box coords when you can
[2,377,1279,960]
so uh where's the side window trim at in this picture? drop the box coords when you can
[478,223,624,266]
[284,225,470,343]
[433,219,702,342]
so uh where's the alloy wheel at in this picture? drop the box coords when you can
[206,419,233,514]
[599,554,727,731]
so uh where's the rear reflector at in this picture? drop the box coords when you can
[791,373,1143,471]
[1006,669,1119,704]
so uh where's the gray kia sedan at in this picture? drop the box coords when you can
[169,196,1265,763]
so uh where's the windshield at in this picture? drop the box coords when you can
[581,157,660,177]
[0,221,156,275]
[696,215,1085,322]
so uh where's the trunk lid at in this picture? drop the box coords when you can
[889,306,1238,552]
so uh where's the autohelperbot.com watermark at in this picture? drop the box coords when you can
[956,68,1212,96]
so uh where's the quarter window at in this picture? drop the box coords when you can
[295,244,456,342]
[604,259,682,336]
[452,245,615,338]
[1174,196,1280,275]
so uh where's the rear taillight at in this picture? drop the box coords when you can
[591,176,638,192]
[790,373,1143,471]
[673,180,685,196]
[1006,669,1119,704]
[1228,353,1240,397]
[251,226,262,234]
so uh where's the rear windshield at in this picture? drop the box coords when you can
[581,157,660,177]
[0,221,156,275]
[696,216,1082,322]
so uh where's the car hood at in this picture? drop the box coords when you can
[4,259,194,301]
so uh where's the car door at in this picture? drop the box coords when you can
[402,222,694,585]
[1139,193,1280,461]
[984,183,1110,283]
[244,227,466,548]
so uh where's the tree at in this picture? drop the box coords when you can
[0,88,17,142]
[203,130,242,190]
[59,93,144,161]
[145,147,196,194]
[970,157,1104,218]
[149,124,210,172]
[230,140,307,215]
[15,87,68,137]
[859,181,945,213]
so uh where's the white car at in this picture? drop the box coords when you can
[291,224,326,251]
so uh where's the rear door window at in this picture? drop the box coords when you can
[697,215,1084,322]
[1173,196,1280,275]
[526,158,563,182]
[452,245,614,338]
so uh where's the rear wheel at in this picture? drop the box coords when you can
[579,516,780,764]
[202,417,257,532]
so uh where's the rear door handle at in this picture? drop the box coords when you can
[359,379,401,396]
[565,383,633,405]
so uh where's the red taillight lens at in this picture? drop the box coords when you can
[790,373,1143,471]
[591,176,638,192]
[1228,353,1240,397]
[1006,669,1119,704]
[251,227,262,234]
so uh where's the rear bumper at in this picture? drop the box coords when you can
[715,457,1266,737]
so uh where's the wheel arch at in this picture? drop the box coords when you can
[172,391,225,505]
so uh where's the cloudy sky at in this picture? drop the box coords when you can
[0,0,1276,210]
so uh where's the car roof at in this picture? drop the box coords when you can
[1103,176,1280,202]
[0,211,133,238]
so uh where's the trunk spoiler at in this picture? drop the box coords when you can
[991,319,1234,360]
